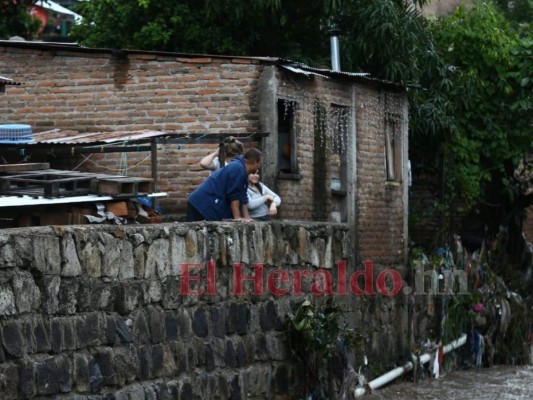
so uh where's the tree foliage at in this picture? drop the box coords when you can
[0,0,40,39]
[411,2,532,243]
[70,0,434,79]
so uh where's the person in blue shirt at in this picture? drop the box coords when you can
[186,148,262,221]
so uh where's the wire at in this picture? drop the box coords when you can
[76,153,151,173]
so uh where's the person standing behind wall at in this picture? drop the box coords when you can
[247,170,281,221]
[187,148,262,221]
[199,136,244,175]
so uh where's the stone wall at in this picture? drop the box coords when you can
[0,222,408,399]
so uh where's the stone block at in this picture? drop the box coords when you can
[133,311,151,344]
[151,344,165,378]
[55,353,72,393]
[60,235,83,277]
[75,313,102,348]
[161,344,177,376]
[114,346,138,386]
[0,284,17,316]
[50,318,62,353]
[145,280,162,304]
[187,345,197,370]
[58,279,79,315]
[89,358,104,392]
[266,333,287,361]
[94,347,118,386]
[62,318,77,351]
[73,352,91,393]
[42,275,60,314]
[225,302,250,335]
[33,317,51,353]
[180,380,193,400]
[244,365,271,398]
[137,344,152,380]
[204,342,215,372]
[164,313,178,341]
[35,357,60,395]
[114,283,143,315]
[173,343,187,374]
[229,373,242,400]
[0,363,18,399]
[210,304,226,338]
[17,358,35,397]
[242,335,256,364]
[225,338,236,368]
[192,307,209,337]
[115,317,134,344]
[160,279,181,310]
[90,282,114,311]
[12,270,41,313]
[235,338,247,367]
[147,305,165,343]
[2,321,24,358]
[259,300,283,332]
[145,239,170,279]
[78,241,102,278]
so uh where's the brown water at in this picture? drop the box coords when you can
[366,365,533,400]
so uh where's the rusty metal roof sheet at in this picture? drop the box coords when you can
[31,129,167,145]
[22,129,265,147]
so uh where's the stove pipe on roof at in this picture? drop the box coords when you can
[329,28,341,72]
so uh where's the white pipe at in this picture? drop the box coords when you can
[354,334,467,397]
[329,32,341,72]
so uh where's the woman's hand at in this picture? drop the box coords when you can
[269,203,277,216]
[264,195,273,204]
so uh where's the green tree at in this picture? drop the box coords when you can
[71,0,433,79]
[0,0,40,39]
[410,2,532,251]
[493,0,533,25]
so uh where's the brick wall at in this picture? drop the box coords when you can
[354,86,408,266]
[0,45,263,214]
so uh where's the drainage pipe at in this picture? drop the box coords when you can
[353,334,467,397]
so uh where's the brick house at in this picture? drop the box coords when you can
[0,40,409,266]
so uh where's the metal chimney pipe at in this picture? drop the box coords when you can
[329,29,341,71]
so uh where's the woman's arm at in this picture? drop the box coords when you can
[261,184,281,206]
[200,149,219,171]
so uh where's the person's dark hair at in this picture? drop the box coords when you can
[244,148,262,163]
[224,136,244,158]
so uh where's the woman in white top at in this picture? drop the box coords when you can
[247,170,281,221]
[199,136,244,175]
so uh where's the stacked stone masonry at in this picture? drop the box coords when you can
[0,222,408,399]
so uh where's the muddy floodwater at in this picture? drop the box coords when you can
[366,365,533,400]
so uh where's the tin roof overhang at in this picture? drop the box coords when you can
[0,130,268,156]
[0,75,23,85]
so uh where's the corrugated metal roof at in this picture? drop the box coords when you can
[277,59,404,90]
[31,129,167,145]
[20,129,265,146]
[0,75,22,85]
[279,59,370,79]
